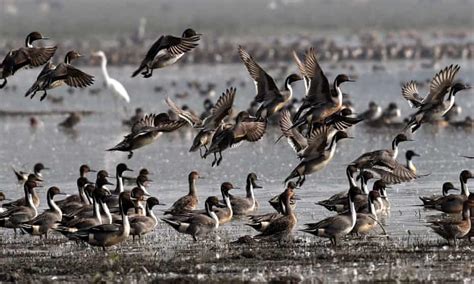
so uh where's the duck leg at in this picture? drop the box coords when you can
[144,68,154,78]
[211,153,218,167]
[216,151,223,166]
[128,151,134,159]
[199,147,204,158]
[299,175,306,187]
[141,66,149,76]
[40,90,48,101]
[0,78,7,89]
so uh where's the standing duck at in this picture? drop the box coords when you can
[107,113,186,159]
[129,197,162,241]
[162,196,225,241]
[19,187,65,238]
[429,199,472,246]
[351,190,381,235]
[238,46,302,120]
[25,50,95,101]
[104,163,133,208]
[0,31,56,88]
[164,171,201,215]
[302,186,359,245]
[132,28,201,78]
[230,173,262,216]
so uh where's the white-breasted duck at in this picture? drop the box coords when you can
[132,28,201,78]
[229,173,261,216]
[432,170,473,214]
[129,197,163,241]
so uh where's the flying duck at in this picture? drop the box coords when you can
[132,28,201,78]
[25,50,95,101]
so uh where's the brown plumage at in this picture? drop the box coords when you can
[164,171,201,215]
[430,199,472,246]
[229,173,261,216]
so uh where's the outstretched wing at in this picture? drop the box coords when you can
[303,47,331,103]
[279,109,307,153]
[423,64,460,106]
[204,87,236,128]
[166,97,202,127]
[401,81,424,108]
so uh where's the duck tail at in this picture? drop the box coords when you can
[161,218,181,231]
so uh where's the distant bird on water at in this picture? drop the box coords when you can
[132,28,201,78]
[92,51,130,104]
[0,31,57,89]
[25,50,94,101]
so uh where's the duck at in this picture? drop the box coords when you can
[420,182,458,207]
[166,87,236,158]
[301,185,359,245]
[316,165,358,211]
[0,180,41,236]
[162,196,225,241]
[405,150,420,173]
[238,46,302,120]
[25,50,95,101]
[104,163,133,208]
[132,28,201,78]
[68,192,136,250]
[203,111,267,167]
[214,182,235,224]
[3,174,43,209]
[19,187,65,238]
[357,101,382,122]
[350,133,417,184]
[164,171,202,215]
[247,182,298,234]
[351,190,381,235]
[92,50,130,103]
[107,113,186,159]
[57,177,91,215]
[58,112,82,129]
[12,162,48,183]
[402,65,471,132]
[123,168,150,186]
[229,173,261,216]
[129,197,162,241]
[432,170,473,213]
[284,128,352,186]
[429,199,472,246]
[291,47,355,126]
[0,31,57,89]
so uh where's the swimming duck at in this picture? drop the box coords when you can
[132,28,201,78]
[107,113,186,159]
[25,50,95,101]
[166,87,236,158]
[238,46,302,120]
[164,171,201,215]
[432,170,473,213]
[162,196,225,241]
[68,192,136,250]
[0,31,56,89]
[429,199,472,246]
[203,111,267,167]
[229,173,261,216]
[302,185,359,245]
[12,162,48,183]
[19,187,65,238]
[419,182,458,207]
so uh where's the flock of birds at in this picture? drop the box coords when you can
[0,29,473,249]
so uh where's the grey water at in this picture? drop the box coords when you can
[0,60,473,241]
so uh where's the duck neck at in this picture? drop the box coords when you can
[284,195,293,216]
[347,169,357,188]
[189,177,197,196]
[348,195,357,229]
[222,190,233,217]
[460,176,470,197]
[333,80,343,104]
[406,158,415,173]
[444,91,456,115]
[47,192,62,220]
[79,184,89,205]
[115,174,124,195]
[25,36,34,48]
[368,197,377,219]
[206,203,219,229]
[119,201,130,238]
[285,80,294,100]
[246,180,256,210]
[135,201,145,215]
[391,139,399,159]
[462,204,471,221]
[360,177,369,195]
[92,197,102,224]
[146,204,158,226]
[99,200,112,224]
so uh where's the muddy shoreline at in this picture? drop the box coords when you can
[1,231,473,283]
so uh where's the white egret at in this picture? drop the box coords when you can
[92,51,130,104]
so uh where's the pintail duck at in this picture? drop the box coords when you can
[401,65,471,132]
[166,87,236,157]
[246,181,297,237]
[12,162,48,183]
[132,28,201,78]
[429,199,472,246]
[268,183,298,214]
[351,190,381,235]
[291,47,355,126]
[316,165,358,211]
[57,177,91,215]
[284,127,352,186]
[229,173,261,216]
[238,46,302,120]
[357,101,382,122]
[129,197,163,241]
[19,187,66,238]
[0,180,41,236]
[68,192,136,250]
[104,163,133,208]
[164,171,201,215]
[123,168,150,185]
[0,31,56,89]
[420,182,458,207]
[350,133,418,184]
[432,170,473,214]
[405,150,420,173]
[203,111,267,167]
[162,196,225,241]
[302,185,359,246]
[107,113,186,159]
[3,174,43,209]
[25,50,95,101]
[214,182,235,224]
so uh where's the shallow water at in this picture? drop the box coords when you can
[0,61,473,281]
